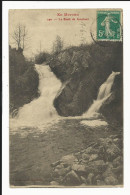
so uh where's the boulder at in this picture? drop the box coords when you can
[80,183,87,186]
[104,176,118,185]
[72,164,87,175]
[56,164,64,169]
[87,173,94,185]
[96,180,106,186]
[63,170,81,186]
[50,181,59,185]
[89,154,99,161]
[61,154,77,166]
[82,153,90,160]
[106,143,120,161]
[112,165,123,175]
[53,166,71,177]
[80,176,87,183]
[87,160,107,174]
[113,156,123,168]
[102,167,115,178]
[84,146,97,154]
[51,160,61,167]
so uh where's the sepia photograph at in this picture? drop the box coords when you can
[9,9,123,187]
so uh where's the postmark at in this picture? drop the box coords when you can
[97,10,122,41]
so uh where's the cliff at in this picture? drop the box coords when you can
[48,42,123,123]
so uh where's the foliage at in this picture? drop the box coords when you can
[35,52,50,64]
[52,35,64,54]
[9,46,39,114]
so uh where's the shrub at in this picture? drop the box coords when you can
[35,52,50,64]
[9,46,39,115]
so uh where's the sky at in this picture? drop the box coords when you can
[9,9,96,58]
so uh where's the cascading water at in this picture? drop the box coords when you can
[10,64,62,128]
[81,71,120,127]
[10,66,120,130]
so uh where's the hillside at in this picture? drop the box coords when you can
[9,46,39,116]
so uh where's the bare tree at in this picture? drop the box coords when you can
[52,35,64,54]
[11,23,29,51]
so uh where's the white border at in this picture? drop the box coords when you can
[2,1,130,195]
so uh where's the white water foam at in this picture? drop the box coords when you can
[10,64,62,130]
[80,71,120,127]
[10,67,120,132]
[80,120,108,127]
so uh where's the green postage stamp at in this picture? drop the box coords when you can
[97,10,122,41]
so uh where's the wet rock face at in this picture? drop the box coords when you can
[50,135,123,186]
[49,43,123,121]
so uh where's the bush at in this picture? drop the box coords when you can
[35,52,50,64]
[9,46,39,115]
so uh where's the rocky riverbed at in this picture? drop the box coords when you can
[50,134,123,187]
[10,119,123,187]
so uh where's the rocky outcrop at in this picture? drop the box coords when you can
[48,42,123,122]
[50,134,123,186]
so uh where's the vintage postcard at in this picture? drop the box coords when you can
[9,9,123,187]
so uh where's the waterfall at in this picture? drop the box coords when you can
[11,64,62,127]
[10,66,120,130]
[82,71,120,119]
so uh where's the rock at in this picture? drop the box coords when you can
[82,153,90,160]
[72,164,87,175]
[85,165,97,174]
[109,135,118,139]
[80,159,89,165]
[75,152,81,156]
[80,183,87,186]
[113,138,120,144]
[88,160,107,174]
[112,165,123,175]
[97,180,106,186]
[118,174,123,184]
[99,138,113,145]
[53,169,59,177]
[113,156,123,168]
[89,160,106,167]
[106,143,120,160]
[75,152,82,160]
[93,174,102,183]
[56,164,64,169]
[87,173,94,185]
[51,160,61,167]
[84,147,93,154]
[105,162,113,168]
[50,181,59,185]
[98,145,107,161]
[63,163,69,168]
[61,154,77,166]
[53,166,71,177]
[50,42,123,122]
[80,176,87,183]
[104,176,118,185]
[58,168,69,176]
[89,154,98,161]
[63,170,81,186]
[102,167,115,178]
